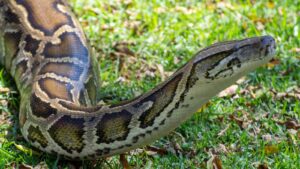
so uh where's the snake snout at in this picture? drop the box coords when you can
[261,36,275,47]
[261,36,276,56]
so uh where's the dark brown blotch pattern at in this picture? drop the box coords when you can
[136,73,183,128]
[43,32,89,62]
[31,93,57,118]
[24,35,40,56]
[4,8,20,23]
[96,110,132,144]
[204,51,234,80]
[49,116,85,153]
[227,58,241,68]
[16,0,74,35]
[28,125,48,148]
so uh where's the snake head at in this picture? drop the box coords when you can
[192,36,276,82]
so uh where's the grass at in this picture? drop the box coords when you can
[0,0,299,168]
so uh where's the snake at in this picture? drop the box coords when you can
[0,0,276,159]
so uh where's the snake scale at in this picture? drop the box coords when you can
[0,0,276,159]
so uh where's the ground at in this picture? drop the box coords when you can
[0,0,299,168]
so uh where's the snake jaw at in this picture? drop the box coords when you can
[261,36,276,63]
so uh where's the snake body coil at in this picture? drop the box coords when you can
[0,0,276,159]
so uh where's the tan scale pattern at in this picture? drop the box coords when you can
[15,0,73,35]
[39,62,84,81]
[38,77,73,101]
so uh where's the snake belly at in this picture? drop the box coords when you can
[0,0,276,159]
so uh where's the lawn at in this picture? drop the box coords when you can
[0,0,299,168]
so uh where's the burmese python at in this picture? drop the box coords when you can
[0,0,276,159]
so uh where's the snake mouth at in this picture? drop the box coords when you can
[260,35,276,58]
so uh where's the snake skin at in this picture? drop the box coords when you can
[0,0,276,159]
